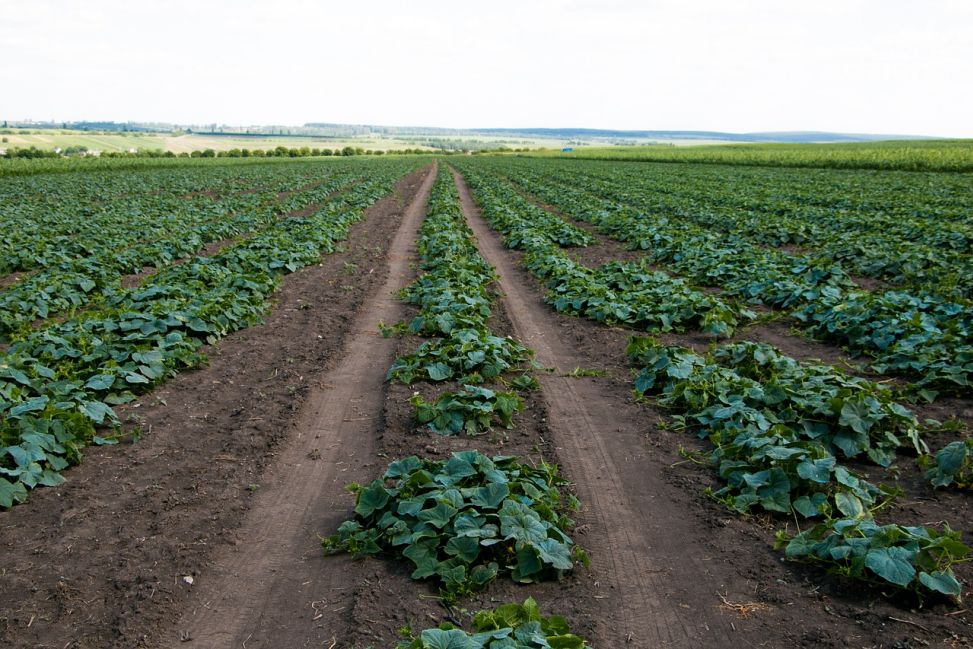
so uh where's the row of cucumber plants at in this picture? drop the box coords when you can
[325,167,590,641]
[0,162,334,274]
[0,172,364,341]
[0,162,420,507]
[479,162,972,397]
[454,160,972,604]
[322,452,584,599]
[501,158,972,298]
[628,337,969,600]
[398,597,590,649]
[0,159,293,214]
[390,167,534,435]
[452,163,747,338]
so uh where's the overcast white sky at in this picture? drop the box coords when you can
[2,0,971,136]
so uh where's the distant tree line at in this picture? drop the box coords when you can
[2,144,513,161]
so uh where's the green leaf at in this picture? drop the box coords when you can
[548,635,587,649]
[796,457,835,484]
[9,396,49,417]
[535,538,574,570]
[834,492,865,519]
[864,547,916,587]
[471,483,509,509]
[418,502,458,529]
[426,362,451,381]
[403,540,440,579]
[79,401,114,425]
[355,481,390,518]
[0,477,29,508]
[444,535,481,563]
[419,628,478,649]
[918,570,962,598]
[84,374,116,391]
[500,501,549,545]
[839,400,873,435]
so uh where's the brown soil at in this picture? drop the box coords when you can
[117,181,359,290]
[167,164,438,649]
[450,167,973,648]
[456,168,749,645]
[851,274,890,292]
[2,162,970,649]
[178,189,220,200]
[118,236,245,289]
[512,183,647,268]
[0,165,434,649]
[0,271,30,290]
[282,181,354,219]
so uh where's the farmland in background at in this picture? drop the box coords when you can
[0,129,558,155]
[529,138,973,172]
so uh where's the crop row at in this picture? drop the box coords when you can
[0,162,339,274]
[465,162,972,397]
[628,337,969,600]
[323,167,591,644]
[533,140,973,173]
[390,166,534,435]
[0,160,421,507]
[451,163,747,338]
[0,171,363,341]
[452,161,972,602]
[501,158,973,298]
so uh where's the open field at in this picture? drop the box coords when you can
[0,154,971,648]
[0,129,569,154]
[529,139,973,172]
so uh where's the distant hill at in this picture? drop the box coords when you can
[2,119,943,144]
[446,128,938,143]
[303,125,939,143]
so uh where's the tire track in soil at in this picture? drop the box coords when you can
[174,163,437,649]
[452,167,738,648]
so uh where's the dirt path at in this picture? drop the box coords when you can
[452,168,743,647]
[0,166,432,649]
[172,163,437,648]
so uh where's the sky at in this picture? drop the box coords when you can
[2,0,971,137]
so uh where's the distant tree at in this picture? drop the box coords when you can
[341,146,356,156]
[320,148,333,156]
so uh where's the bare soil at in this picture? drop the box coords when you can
[1,162,970,649]
[450,167,973,648]
[0,165,433,649]
[0,271,29,289]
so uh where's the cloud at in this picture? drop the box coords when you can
[1,0,970,135]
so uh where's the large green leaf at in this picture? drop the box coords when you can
[471,483,509,509]
[355,481,390,518]
[864,546,916,587]
[419,629,478,649]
